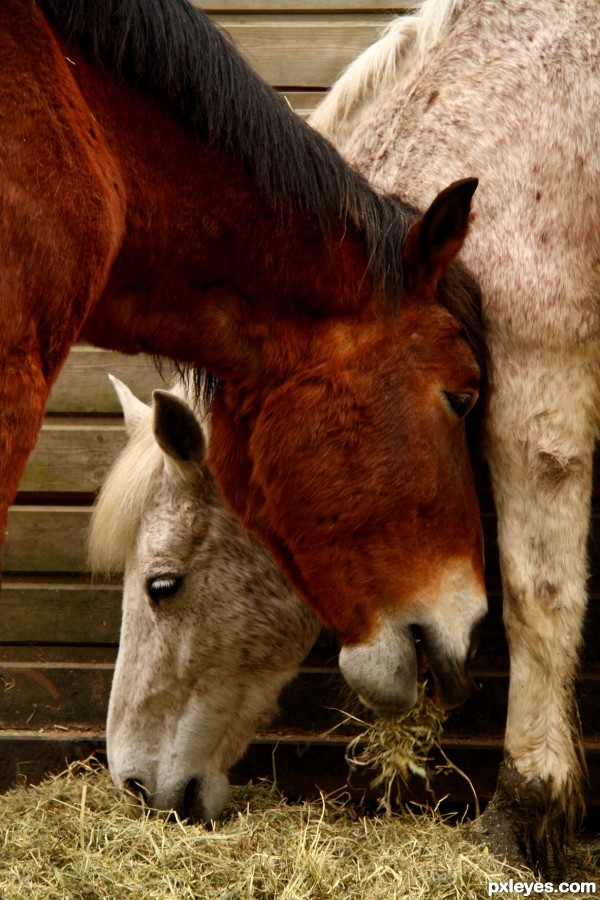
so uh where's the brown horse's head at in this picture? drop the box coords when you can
[208,179,486,712]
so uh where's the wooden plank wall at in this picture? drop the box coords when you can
[1,1,598,812]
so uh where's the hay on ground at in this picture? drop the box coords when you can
[1,760,598,899]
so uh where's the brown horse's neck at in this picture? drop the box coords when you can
[67,46,377,383]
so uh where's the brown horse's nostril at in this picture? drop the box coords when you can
[182,778,199,820]
[468,615,485,664]
[123,778,150,807]
[418,623,474,709]
[410,625,430,674]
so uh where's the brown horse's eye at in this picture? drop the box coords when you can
[146,575,183,606]
[444,391,475,418]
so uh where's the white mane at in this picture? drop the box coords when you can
[310,0,466,145]
[89,407,163,575]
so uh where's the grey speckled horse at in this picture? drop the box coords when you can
[89,377,319,822]
[312,0,600,868]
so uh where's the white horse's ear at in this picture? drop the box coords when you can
[109,374,151,435]
[152,389,207,469]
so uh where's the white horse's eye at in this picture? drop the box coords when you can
[146,575,183,606]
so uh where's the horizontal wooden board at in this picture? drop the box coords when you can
[1,584,598,681]
[0,732,108,793]
[2,733,600,809]
[3,507,91,574]
[1,581,594,656]
[212,14,391,87]
[5,501,599,582]
[0,582,121,645]
[0,582,507,653]
[0,662,496,733]
[0,646,118,665]
[18,420,126,496]
[0,661,115,731]
[197,2,410,11]
[0,730,508,805]
[46,347,162,415]
[7,510,500,576]
[1,657,598,739]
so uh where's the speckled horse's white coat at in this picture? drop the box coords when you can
[89,377,319,822]
[312,0,600,861]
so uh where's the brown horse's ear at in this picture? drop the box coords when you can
[403,177,478,295]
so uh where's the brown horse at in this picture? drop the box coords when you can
[1,0,485,712]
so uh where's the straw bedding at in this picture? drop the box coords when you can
[1,759,598,899]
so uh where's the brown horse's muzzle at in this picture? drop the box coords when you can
[338,583,486,713]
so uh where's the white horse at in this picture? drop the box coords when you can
[311,0,600,867]
[89,376,319,822]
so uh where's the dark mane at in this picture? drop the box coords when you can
[439,260,488,463]
[439,261,487,389]
[38,0,413,306]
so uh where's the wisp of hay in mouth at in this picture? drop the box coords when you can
[340,680,455,813]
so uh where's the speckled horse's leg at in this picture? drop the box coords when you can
[476,342,600,867]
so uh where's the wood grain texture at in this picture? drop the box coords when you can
[46,346,162,415]
[212,14,391,87]
[3,507,91,574]
[193,2,409,14]
[18,420,126,495]
[0,581,121,644]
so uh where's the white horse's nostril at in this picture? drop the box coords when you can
[123,777,150,807]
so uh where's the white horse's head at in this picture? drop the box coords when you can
[90,377,319,822]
